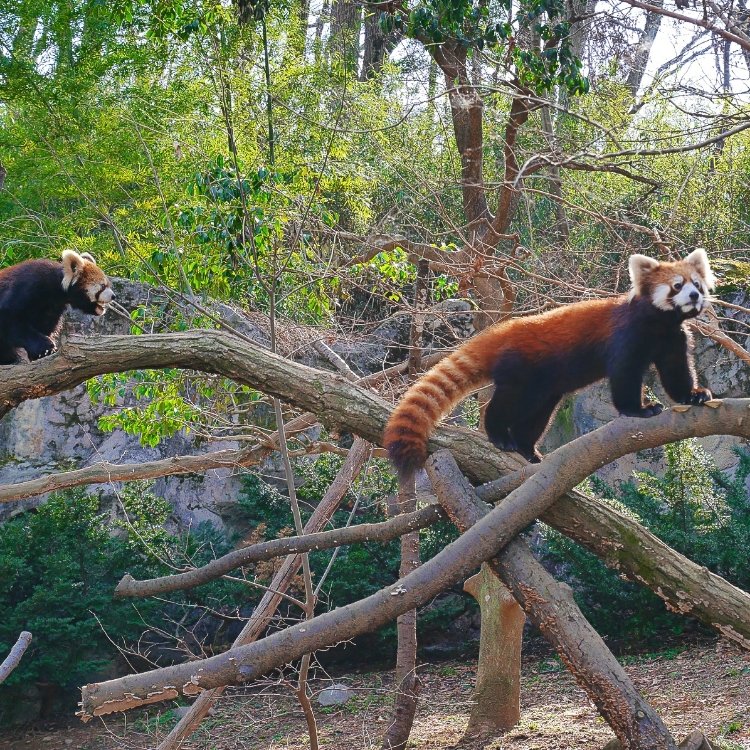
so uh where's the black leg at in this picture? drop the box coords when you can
[509,394,561,461]
[484,386,522,452]
[653,330,711,405]
[485,387,560,462]
[608,349,661,417]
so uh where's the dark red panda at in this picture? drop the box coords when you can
[383,249,715,478]
[0,250,114,365]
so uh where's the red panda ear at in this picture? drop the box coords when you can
[628,254,660,293]
[80,252,97,264]
[61,249,85,290]
[684,248,716,290]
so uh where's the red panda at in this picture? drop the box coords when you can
[383,249,715,478]
[0,250,114,365]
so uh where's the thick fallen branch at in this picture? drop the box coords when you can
[79,399,750,718]
[6,332,750,649]
[0,348,446,506]
[428,452,676,750]
[115,504,445,598]
[474,481,750,649]
[6,330,515,481]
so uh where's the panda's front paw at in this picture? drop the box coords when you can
[26,339,56,361]
[641,401,664,417]
[687,387,712,405]
[620,402,663,418]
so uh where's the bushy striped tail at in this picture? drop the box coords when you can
[382,349,490,480]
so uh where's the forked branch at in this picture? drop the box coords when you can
[79,399,750,718]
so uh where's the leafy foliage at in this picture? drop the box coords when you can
[544,443,750,646]
[383,0,587,94]
[0,484,249,717]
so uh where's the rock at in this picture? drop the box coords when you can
[317,683,354,706]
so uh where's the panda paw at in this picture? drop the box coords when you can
[687,387,712,405]
[620,402,663,418]
[26,340,56,361]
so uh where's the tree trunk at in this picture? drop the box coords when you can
[381,480,421,750]
[361,11,397,80]
[625,0,665,97]
[329,0,360,73]
[463,565,524,737]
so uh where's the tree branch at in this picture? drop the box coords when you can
[0,631,32,685]
[618,0,750,52]
[79,399,750,718]
[114,505,446,599]
[0,331,520,484]
[0,345,448,506]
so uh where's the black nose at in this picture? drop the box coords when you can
[689,291,699,302]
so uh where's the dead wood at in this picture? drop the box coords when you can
[79,398,750,718]
[0,631,32,685]
[462,565,524,737]
[4,333,750,649]
[115,505,445,598]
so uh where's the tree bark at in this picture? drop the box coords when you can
[463,565,524,737]
[381,480,421,750]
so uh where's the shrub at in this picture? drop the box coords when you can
[0,484,247,719]
[543,442,750,648]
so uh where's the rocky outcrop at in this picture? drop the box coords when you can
[0,282,746,527]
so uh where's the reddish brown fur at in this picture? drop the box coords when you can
[384,251,715,479]
[382,298,618,475]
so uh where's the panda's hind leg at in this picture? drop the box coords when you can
[508,394,561,462]
[0,340,20,365]
[485,384,561,463]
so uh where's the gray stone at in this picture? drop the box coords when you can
[317,683,354,706]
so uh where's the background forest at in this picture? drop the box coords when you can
[0,0,750,747]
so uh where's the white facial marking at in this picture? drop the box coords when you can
[672,280,704,313]
[651,283,672,311]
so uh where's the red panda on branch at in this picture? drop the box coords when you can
[0,250,114,365]
[383,249,716,480]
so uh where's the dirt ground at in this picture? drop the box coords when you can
[2,642,748,750]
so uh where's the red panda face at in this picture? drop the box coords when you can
[628,249,715,318]
[61,250,114,316]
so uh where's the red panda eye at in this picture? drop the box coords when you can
[674,282,683,290]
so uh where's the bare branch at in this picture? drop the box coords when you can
[115,505,445,599]
[0,631,32,685]
[617,0,750,52]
